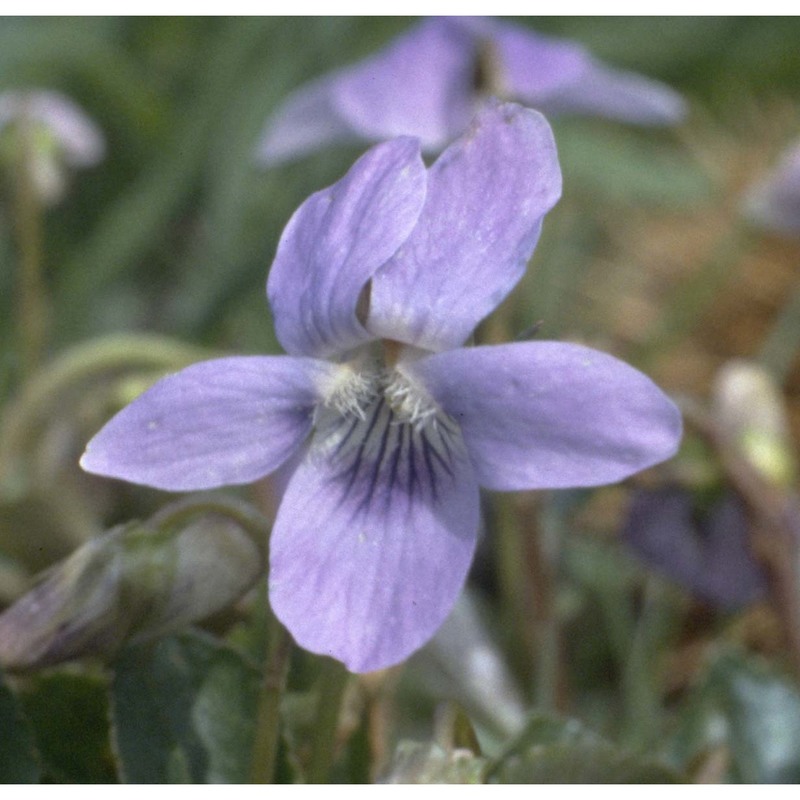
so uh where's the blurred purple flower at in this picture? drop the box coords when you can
[82,102,682,672]
[622,488,768,609]
[0,89,105,168]
[258,17,687,165]
[0,89,105,203]
[744,140,800,236]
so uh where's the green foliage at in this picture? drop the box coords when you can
[487,711,682,784]
[670,652,800,783]
[19,671,114,783]
[110,631,261,783]
[0,669,40,783]
[555,122,712,210]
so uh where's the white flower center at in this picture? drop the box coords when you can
[309,343,464,513]
[320,341,441,433]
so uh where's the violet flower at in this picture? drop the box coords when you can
[743,140,800,236]
[82,102,681,672]
[258,17,687,165]
[622,488,768,609]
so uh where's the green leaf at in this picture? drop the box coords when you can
[0,669,40,783]
[110,630,261,783]
[487,711,682,784]
[19,671,115,783]
[493,740,683,784]
[710,653,800,783]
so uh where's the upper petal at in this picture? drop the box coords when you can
[269,398,480,673]
[367,101,562,352]
[332,18,476,152]
[267,137,427,358]
[256,74,360,166]
[481,20,590,102]
[81,356,335,491]
[410,342,682,490]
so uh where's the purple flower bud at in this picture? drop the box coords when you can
[0,89,105,167]
[0,89,105,203]
[0,506,263,671]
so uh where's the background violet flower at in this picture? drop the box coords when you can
[82,101,682,673]
[0,89,105,167]
[622,488,768,610]
[743,140,800,236]
[258,17,688,165]
[0,89,105,203]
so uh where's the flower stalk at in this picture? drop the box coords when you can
[308,657,350,783]
[249,605,293,784]
[12,116,47,381]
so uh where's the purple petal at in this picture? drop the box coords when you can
[0,89,105,166]
[267,137,427,358]
[484,20,590,102]
[698,493,769,607]
[744,141,800,236]
[256,75,360,166]
[410,342,682,490]
[484,20,686,125]
[367,101,561,351]
[332,18,475,152]
[269,401,480,673]
[536,60,688,126]
[623,489,767,609]
[81,356,335,491]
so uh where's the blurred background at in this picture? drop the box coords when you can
[3,16,800,784]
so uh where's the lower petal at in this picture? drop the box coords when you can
[81,356,335,491]
[411,342,682,490]
[269,402,480,673]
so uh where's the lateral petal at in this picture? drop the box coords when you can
[486,19,687,125]
[267,137,427,358]
[367,101,561,351]
[536,60,688,125]
[81,356,335,491]
[256,75,360,166]
[269,399,479,673]
[411,342,682,490]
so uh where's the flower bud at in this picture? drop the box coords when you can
[0,500,264,671]
[0,89,104,204]
[713,360,796,488]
